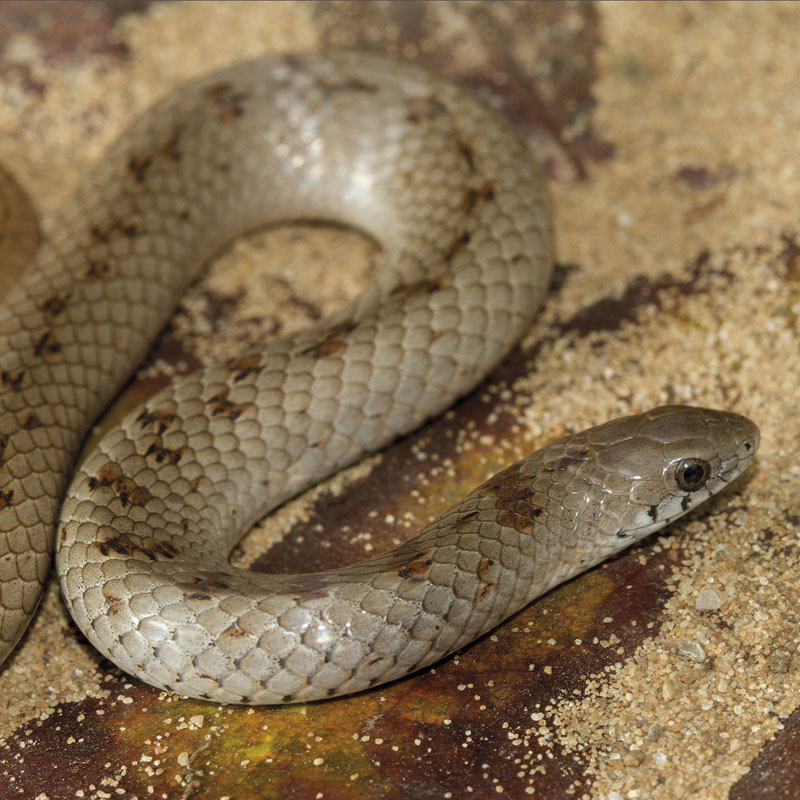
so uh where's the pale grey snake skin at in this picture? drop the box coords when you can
[0,52,758,704]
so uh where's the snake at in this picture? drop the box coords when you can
[0,52,759,704]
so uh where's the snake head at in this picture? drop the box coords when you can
[586,404,760,540]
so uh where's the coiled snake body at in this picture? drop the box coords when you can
[0,52,758,704]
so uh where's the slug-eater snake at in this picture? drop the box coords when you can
[0,52,758,704]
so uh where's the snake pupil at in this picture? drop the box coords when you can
[676,459,711,491]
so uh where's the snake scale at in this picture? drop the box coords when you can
[0,52,758,704]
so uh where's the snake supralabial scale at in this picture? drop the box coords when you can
[0,52,759,704]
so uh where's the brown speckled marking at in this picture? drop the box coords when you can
[208,388,250,420]
[316,77,380,96]
[87,462,153,507]
[390,278,442,299]
[406,95,448,123]
[161,125,184,162]
[227,353,264,382]
[0,489,14,510]
[103,591,122,607]
[40,293,71,320]
[95,532,179,561]
[127,156,153,183]
[144,437,185,465]
[443,231,471,262]
[176,573,234,594]
[476,556,496,600]
[136,408,176,433]
[545,449,590,473]
[184,590,213,601]
[1,371,25,391]
[90,220,139,244]
[85,259,111,281]
[21,413,42,430]
[299,320,358,358]
[221,623,250,639]
[455,139,476,172]
[462,182,496,215]
[88,462,124,488]
[479,462,544,533]
[398,552,434,579]
[33,331,60,357]
[204,82,249,121]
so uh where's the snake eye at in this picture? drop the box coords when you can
[675,458,711,491]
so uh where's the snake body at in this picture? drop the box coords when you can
[0,53,758,704]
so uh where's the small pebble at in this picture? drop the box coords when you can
[677,640,707,662]
[622,749,645,767]
[695,589,722,611]
[647,723,663,741]
[768,651,792,674]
